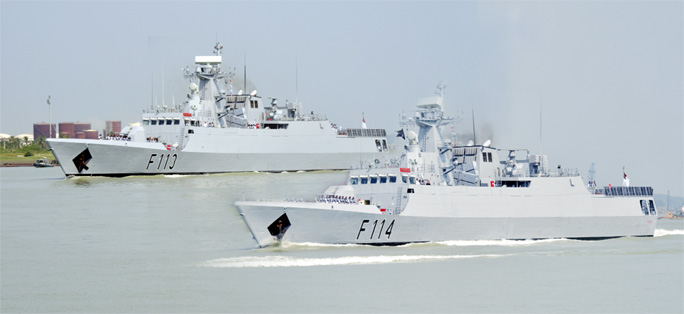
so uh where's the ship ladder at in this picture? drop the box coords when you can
[394,186,403,215]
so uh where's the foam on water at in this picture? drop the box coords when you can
[654,229,684,237]
[281,242,362,248]
[201,254,505,268]
[163,174,188,178]
[269,238,569,249]
[433,238,570,247]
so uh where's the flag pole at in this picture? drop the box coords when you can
[47,95,52,138]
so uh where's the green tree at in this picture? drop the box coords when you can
[35,136,47,149]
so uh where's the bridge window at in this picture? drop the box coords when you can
[389,176,397,183]
[482,152,493,162]
[407,188,415,193]
[174,119,180,125]
[262,123,288,129]
[350,177,359,185]
[151,120,157,125]
[640,200,649,215]
[360,177,368,184]
[166,119,173,125]
[648,200,656,215]
[370,176,378,184]
[379,176,387,184]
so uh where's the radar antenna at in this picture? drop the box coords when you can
[435,81,446,97]
[213,42,223,56]
[588,163,596,190]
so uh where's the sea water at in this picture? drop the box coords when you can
[1,167,682,313]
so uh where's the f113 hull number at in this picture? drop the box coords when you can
[357,219,395,240]
[146,153,177,170]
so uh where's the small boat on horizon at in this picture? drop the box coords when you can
[33,157,54,168]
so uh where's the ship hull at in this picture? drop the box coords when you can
[48,132,387,177]
[236,195,657,247]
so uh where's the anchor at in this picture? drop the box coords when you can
[72,148,92,173]
[267,213,291,240]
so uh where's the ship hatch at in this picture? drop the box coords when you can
[267,213,291,240]
[72,148,92,173]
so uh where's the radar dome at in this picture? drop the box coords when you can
[407,131,418,141]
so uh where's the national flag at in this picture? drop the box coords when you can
[362,116,367,129]
[623,169,630,187]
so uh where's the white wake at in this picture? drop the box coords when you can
[654,229,684,237]
[435,238,570,247]
[201,254,504,268]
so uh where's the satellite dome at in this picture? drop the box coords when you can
[407,131,418,141]
[189,83,199,93]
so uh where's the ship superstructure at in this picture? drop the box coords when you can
[237,89,657,247]
[48,43,389,177]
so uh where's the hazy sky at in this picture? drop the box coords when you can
[1,1,682,196]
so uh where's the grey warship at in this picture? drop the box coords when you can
[48,43,389,177]
[236,88,658,247]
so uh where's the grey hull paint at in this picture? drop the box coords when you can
[236,199,657,247]
[235,91,658,247]
[49,138,385,177]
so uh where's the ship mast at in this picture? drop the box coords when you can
[47,96,52,139]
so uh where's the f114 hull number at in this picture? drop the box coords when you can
[357,219,395,240]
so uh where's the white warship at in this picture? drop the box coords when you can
[236,89,658,247]
[48,43,389,177]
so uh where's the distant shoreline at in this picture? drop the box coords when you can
[1,163,36,167]
[1,161,59,167]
